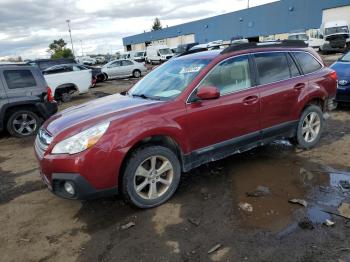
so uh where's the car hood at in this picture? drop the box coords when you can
[331,61,350,78]
[45,94,161,136]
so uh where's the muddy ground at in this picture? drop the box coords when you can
[1,55,350,262]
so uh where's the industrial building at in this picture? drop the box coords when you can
[122,0,350,51]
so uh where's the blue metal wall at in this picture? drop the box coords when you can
[123,0,350,46]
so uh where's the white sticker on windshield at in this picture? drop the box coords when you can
[180,66,202,74]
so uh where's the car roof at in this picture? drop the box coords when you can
[175,40,313,62]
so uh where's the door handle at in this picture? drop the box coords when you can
[243,95,259,105]
[294,83,306,91]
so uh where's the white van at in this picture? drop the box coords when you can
[146,45,174,64]
[320,21,350,52]
[288,30,324,49]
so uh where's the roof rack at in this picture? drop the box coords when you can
[221,40,308,54]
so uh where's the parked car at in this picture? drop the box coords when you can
[35,41,337,208]
[101,59,147,79]
[95,56,106,64]
[0,64,57,137]
[42,64,92,102]
[75,56,97,66]
[173,43,199,55]
[27,58,76,71]
[146,45,174,64]
[133,51,147,62]
[331,51,350,104]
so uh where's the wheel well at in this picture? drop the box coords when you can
[118,135,183,189]
[4,105,40,127]
[302,98,325,114]
[54,84,78,97]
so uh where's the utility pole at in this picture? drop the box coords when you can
[66,19,75,57]
[80,40,83,56]
[247,0,250,8]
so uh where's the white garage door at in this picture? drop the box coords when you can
[322,6,350,24]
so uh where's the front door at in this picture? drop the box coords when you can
[185,55,261,159]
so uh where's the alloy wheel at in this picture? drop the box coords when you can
[133,155,174,200]
[302,112,321,143]
[12,113,37,136]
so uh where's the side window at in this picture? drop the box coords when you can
[254,52,290,85]
[111,61,121,67]
[287,53,301,77]
[122,60,133,66]
[4,70,36,89]
[72,66,82,71]
[293,52,322,74]
[199,55,252,95]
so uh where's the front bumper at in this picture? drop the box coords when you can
[336,85,350,103]
[42,172,117,200]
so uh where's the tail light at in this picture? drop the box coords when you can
[47,87,54,102]
[329,71,338,81]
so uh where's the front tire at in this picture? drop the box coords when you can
[296,105,324,149]
[132,69,141,78]
[122,145,181,208]
[7,110,41,137]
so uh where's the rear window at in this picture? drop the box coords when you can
[254,52,290,85]
[293,52,322,74]
[4,70,36,89]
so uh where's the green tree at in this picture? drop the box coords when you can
[151,18,162,31]
[48,38,74,58]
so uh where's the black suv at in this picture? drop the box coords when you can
[0,65,58,137]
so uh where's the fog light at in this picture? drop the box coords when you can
[64,181,75,195]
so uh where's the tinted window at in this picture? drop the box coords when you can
[293,52,322,74]
[4,70,36,89]
[122,60,133,66]
[255,52,290,85]
[287,53,301,77]
[199,55,252,95]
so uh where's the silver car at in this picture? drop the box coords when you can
[101,59,147,79]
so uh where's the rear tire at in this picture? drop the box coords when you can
[61,92,72,102]
[7,110,41,138]
[296,105,324,149]
[122,145,181,208]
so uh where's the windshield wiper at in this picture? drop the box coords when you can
[130,93,162,101]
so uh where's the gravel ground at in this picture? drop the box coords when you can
[1,55,350,262]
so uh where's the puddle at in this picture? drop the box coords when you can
[227,141,350,233]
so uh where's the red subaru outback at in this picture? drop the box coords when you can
[35,41,337,208]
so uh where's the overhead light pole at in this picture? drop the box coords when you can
[80,40,83,56]
[247,0,250,8]
[66,19,75,57]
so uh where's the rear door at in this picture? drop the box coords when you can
[121,60,134,76]
[254,52,303,135]
[0,69,9,113]
[1,68,41,102]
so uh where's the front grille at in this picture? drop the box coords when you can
[34,129,52,159]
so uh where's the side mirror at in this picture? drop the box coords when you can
[196,86,220,100]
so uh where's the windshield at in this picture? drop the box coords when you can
[129,58,211,100]
[159,48,172,55]
[325,26,349,36]
[340,52,350,62]
[134,52,145,57]
[288,34,309,41]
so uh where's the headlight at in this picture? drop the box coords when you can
[52,122,110,155]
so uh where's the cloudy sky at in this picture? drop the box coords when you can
[0,0,278,59]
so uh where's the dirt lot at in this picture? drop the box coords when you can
[1,55,350,262]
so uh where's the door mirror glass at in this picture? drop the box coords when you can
[196,86,220,100]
